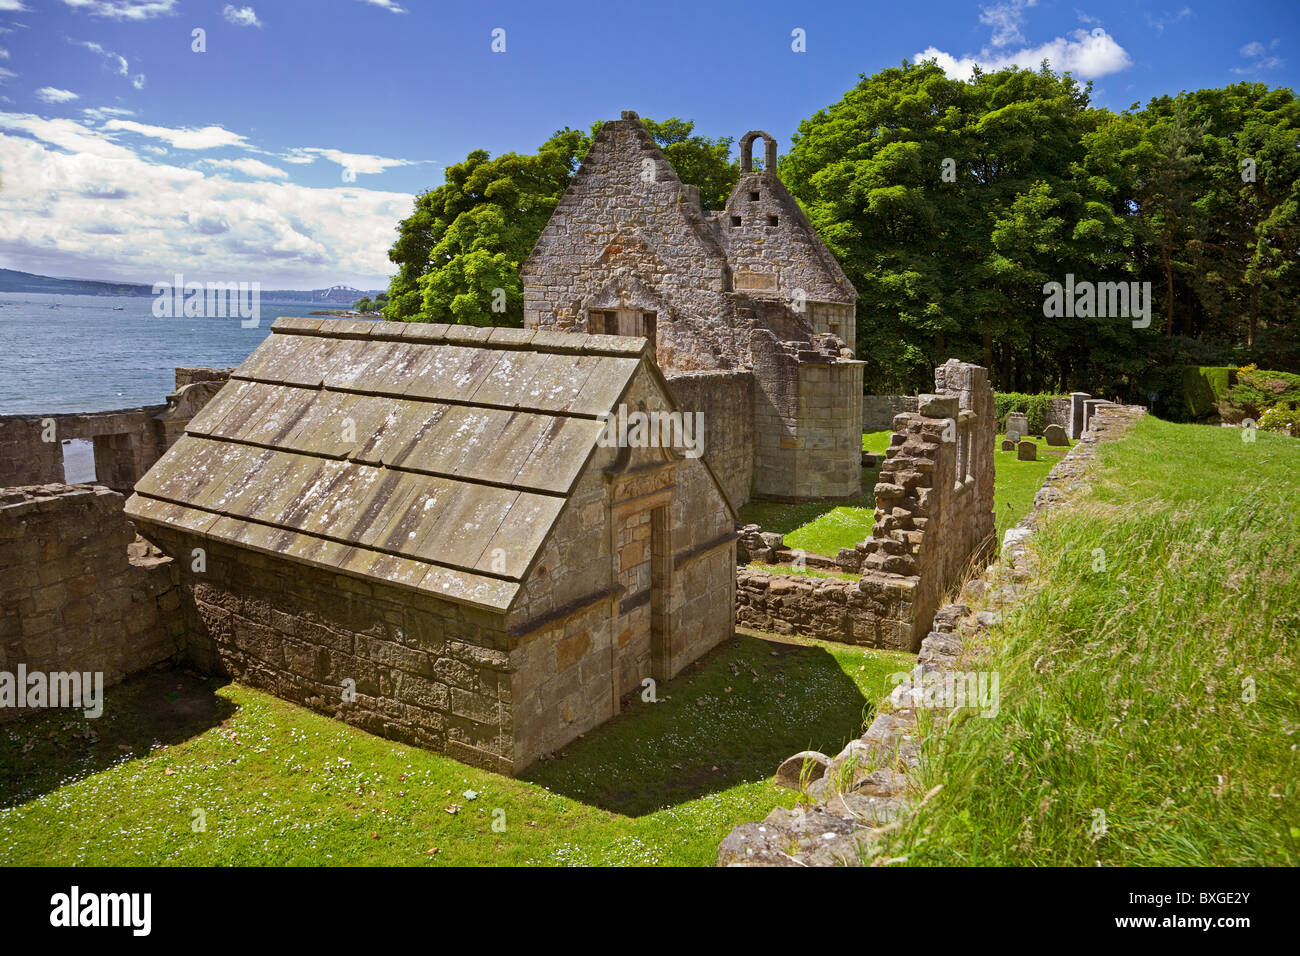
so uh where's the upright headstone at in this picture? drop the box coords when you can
[1016,439,1037,461]
[1001,439,1016,451]
[1005,412,1030,441]
[1070,392,1091,439]
[1082,399,1112,434]
[1043,423,1069,446]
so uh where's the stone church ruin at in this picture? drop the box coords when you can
[523,111,864,505]
[3,109,1011,775]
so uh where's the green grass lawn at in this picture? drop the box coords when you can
[862,429,892,454]
[994,434,1069,542]
[0,633,912,867]
[890,416,1300,866]
[737,465,882,557]
[738,430,1069,557]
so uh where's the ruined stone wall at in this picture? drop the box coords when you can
[736,568,916,649]
[174,366,233,389]
[0,484,182,721]
[855,361,996,647]
[0,407,167,491]
[752,332,864,501]
[664,369,755,507]
[0,367,230,492]
[862,395,919,431]
[741,360,996,652]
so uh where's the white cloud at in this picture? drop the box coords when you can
[0,110,410,287]
[357,0,406,13]
[981,1,1038,49]
[204,157,287,179]
[292,146,416,176]
[1146,7,1192,35]
[222,5,261,28]
[36,87,81,103]
[82,105,134,121]
[1232,39,1283,75]
[103,119,247,149]
[916,27,1132,80]
[0,1,29,11]
[59,0,177,20]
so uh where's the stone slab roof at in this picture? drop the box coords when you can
[126,316,652,613]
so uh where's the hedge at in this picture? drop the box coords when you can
[1182,366,1234,420]
[993,393,1064,434]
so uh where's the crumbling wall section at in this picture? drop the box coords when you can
[740,360,995,652]
[0,367,231,491]
[862,395,919,431]
[0,484,182,721]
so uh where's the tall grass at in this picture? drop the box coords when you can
[893,417,1299,866]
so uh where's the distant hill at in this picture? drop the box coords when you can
[0,268,383,302]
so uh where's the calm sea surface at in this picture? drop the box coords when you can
[0,292,345,415]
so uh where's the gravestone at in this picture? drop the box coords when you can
[1069,392,1090,440]
[1001,439,1016,451]
[1044,423,1069,446]
[1016,439,1037,461]
[1005,412,1030,441]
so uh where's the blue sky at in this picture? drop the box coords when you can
[0,0,1296,287]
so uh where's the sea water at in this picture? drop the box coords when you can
[0,292,337,414]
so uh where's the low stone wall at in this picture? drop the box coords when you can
[719,401,1146,865]
[737,568,918,649]
[0,367,231,492]
[862,395,917,431]
[665,369,755,508]
[0,484,182,722]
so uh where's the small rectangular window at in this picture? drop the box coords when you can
[730,215,742,227]
[749,191,760,201]
[767,215,779,226]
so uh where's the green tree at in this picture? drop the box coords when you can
[784,61,1098,392]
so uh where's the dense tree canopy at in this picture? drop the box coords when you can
[784,62,1300,398]
[383,67,1299,406]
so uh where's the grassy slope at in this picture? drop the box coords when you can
[0,633,911,867]
[893,417,1300,866]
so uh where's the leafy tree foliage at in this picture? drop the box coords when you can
[784,62,1300,400]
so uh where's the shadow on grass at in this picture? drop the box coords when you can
[0,666,235,808]
[521,631,874,817]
